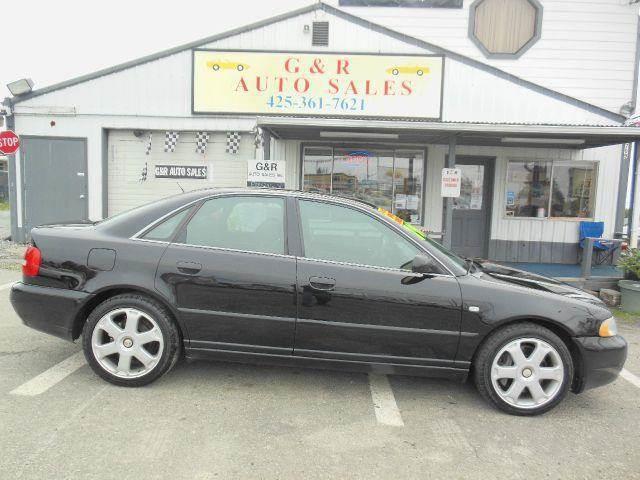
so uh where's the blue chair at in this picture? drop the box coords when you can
[579,221,620,265]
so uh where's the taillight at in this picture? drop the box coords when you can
[22,245,42,277]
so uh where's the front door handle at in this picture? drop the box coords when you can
[176,261,202,274]
[309,276,335,291]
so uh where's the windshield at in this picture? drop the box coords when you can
[376,208,468,275]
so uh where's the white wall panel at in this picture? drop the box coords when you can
[108,129,256,215]
[443,58,620,126]
[343,0,638,112]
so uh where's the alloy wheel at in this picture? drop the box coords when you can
[490,337,564,409]
[91,308,164,379]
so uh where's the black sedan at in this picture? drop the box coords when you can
[11,189,627,416]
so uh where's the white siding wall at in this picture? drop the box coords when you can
[341,0,639,113]
[426,143,622,243]
[108,130,255,215]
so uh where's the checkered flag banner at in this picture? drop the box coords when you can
[138,162,148,183]
[254,127,264,150]
[144,132,152,155]
[164,131,179,153]
[226,131,241,154]
[195,131,210,155]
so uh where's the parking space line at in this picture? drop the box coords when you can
[0,281,16,291]
[368,374,404,427]
[10,351,86,396]
[621,369,640,389]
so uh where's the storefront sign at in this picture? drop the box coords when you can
[192,50,444,119]
[441,168,461,197]
[247,160,285,188]
[154,165,208,179]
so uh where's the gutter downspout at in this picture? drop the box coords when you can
[631,143,640,248]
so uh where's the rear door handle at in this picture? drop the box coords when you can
[309,276,335,291]
[176,261,202,274]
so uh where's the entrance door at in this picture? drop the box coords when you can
[451,157,494,259]
[21,137,88,232]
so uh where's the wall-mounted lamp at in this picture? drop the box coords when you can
[6,78,34,96]
[303,24,310,33]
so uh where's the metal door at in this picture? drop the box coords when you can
[451,157,494,259]
[21,137,88,232]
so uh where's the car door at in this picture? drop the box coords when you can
[293,199,462,368]
[154,194,297,355]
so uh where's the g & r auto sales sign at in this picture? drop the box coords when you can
[192,50,444,119]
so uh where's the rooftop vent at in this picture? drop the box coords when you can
[312,22,329,46]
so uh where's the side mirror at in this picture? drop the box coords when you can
[411,254,440,275]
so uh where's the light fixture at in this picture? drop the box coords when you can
[303,24,310,33]
[501,137,585,145]
[320,131,399,139]
[7,78,34,96]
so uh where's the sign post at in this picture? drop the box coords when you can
[0,130,20,155]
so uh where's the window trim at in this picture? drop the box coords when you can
[468,0,543,60]
[296,198,454,276]
[503,158,598,221]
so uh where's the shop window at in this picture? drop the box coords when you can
[550,163,597,219]
[469,0,542,58]
[302,147,424,224]
[505,160,597,219]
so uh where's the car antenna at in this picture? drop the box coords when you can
[176,182,185,193]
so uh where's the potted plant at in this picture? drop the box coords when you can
[618,248,640,311]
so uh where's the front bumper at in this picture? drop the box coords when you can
[572,335,628,393]
[10,282,90,341]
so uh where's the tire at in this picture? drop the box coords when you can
[82,294,181,387]
[473,322,573,416]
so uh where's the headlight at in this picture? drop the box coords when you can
[599,317,618,337]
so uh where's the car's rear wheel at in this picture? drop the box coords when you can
[473,322,573,416]
[82,294,181,387]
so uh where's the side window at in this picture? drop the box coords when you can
[299,200,422,270]
[178,196,285,255]
[142,208,191,242]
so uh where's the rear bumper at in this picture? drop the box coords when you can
[10,282,90,341]
[573,335,628,393]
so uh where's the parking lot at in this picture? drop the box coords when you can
[1,268,639,479]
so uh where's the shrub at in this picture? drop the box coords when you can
[618,248,640,280]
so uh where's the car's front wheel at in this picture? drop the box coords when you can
[82,294,181,387]
[473,322,573,416]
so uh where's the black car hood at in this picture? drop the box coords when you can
[476,261,605,306]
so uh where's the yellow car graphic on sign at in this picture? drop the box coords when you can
[386,66,430,76]
[206,60,249,72]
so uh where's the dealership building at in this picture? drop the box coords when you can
[4,0,640,264]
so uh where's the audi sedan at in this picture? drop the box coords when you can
[11,189,627,416]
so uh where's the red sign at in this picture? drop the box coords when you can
[0,130,20,155]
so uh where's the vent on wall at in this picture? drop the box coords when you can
[312,22,329,46]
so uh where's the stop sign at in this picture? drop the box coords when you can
[0,130,20,155]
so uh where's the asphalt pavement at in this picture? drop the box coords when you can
[1,269,639,479]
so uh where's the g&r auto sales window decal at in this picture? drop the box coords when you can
[192,50,444,120]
